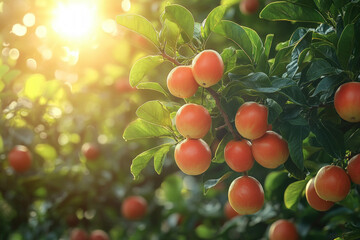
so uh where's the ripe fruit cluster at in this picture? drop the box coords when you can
[70,228,109,240]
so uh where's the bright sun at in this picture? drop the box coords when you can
[52,1,98,40]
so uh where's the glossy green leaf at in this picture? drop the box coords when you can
[264,34,274,58]
[130,145,164,179]
[213,133,233,163]
[116,14,160,48]
[136,82,169,97]
[204,172,233,194]
[265,171,289,201]
[164,4,194,42]
[260,1,325,23]
[123,119,173,140]
[243,26,264,64]
[337,23,355,69]
[202,5,227,40]
[129,55,164,87]
[154,144,173,175]
[136,100,172,127]
[284,179,307,210]
[270,46,293,76]
[265,98,283,123]
[305,59,338,82]
[272,78,308,105]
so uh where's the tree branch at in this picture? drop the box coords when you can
[161,52,181,66]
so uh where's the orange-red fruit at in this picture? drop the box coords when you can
[269,220,299,240]
[70,228,88,240]
[121,196,147,220]
[167,66,199,98]
[305,178,334,211]
[240,0,260,15]
[8,145,32,172]
[252,131,289,169]
[174,138,212,175]
[235,102,268,140]
[334,82,360,122]
[175,103,211,139]
[228,176,264,215]
[314,165,351,202]
[224,201,240,220]
[192,50,224,88]
[224,140,254,172]
[81,143,100,161]
[347,154,360,184]
[90,230,109,240]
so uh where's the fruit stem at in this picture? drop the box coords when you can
[243,171,248,176]
[206,88,240,140]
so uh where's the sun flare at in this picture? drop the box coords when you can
[52,1,98,40]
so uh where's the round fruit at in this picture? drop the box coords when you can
[240,0,260,15]
[334,82,360,122]
[167,66,199,98]
[235,102,268,140]
[174,138,212,175]
[224,201,240,220]
[224,140,254,172]
[121,196,147,220]
[81,143,100,161]
[252,131,289,169]
[228,176,264,215]
[90,230,109,240]
[269,219,299,240]
[305,178,334,211]
[175,103,212,139]
[192,50,224,88]
[70,228,88,240]
[347,154,360,184]
[8,145,32,172]
[314,165,351,202]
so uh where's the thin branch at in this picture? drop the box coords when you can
[206,88,240,140]
[161,52,181,66]
[215,124,227,131]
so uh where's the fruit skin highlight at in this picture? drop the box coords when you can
[305,178,334,211]
[8,145,32,172]
[228,176,264,215]
[269,219,299,240]
[347,154,360,184]
[334,82,360,122]
[235,102,268,140]
[121,196,147,220]
[192,50,224,88]
[251,131,289,169]
[167,66,199,98]
[314,165,351,202]
[174,138,212,175]
[224,140,254,172]
[175,103,212,139]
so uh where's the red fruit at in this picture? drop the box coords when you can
[115,79,136,93]
[305,178,334,211]
[174,138,212,175]
[90,230,109,240]
[228,176,264,215]
[8,145,32,172]
[334,82,360,122]
[235,102,268,140]
[224,201,240,220]
[167,66,199,98]
[347,154,360,184]
[240,0,260,15]
[252,131,289,169]
[81,143,100,161]
[121,196,147,220]
[224,140,254,172]
[314,165,351,202]
[269,220,299,240]
[175,103,212,139]
[192,50,224,88]
[70,228,88,240]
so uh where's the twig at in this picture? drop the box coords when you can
[161,52,181,66]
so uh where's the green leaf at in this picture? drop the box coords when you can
[202,5,227,41]
[337,23,355,69]
[272,78,308,105]
[311,75,341,98]
[313,0,332,13]
[265,171,290,201]
[204,172,233,194]
[221,0,239,5]
[242,26,264,64]
[130,145,164,179]
[221,47,237,73]
[35,144,57,160]
[154,144,173,175]
[213,20,253,64]
[123,119,173,140]
[136,82,169,97]
[116,14,160,48]
[270,46,294,76]
[129,55,164,87]
[23,74,46,100]
[305,59,338,82]
[284,179,307,210]
[260,1,325,23]
[213,133,233,163]
[164,4,194,42]
[264,34,274,58]
[159,19,180,54]
[345,127,360,152]
[265,98,283,123]
[136,100,172,127]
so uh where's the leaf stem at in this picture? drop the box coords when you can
[161,52,181,66]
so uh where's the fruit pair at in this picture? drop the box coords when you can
[167,50,224,98]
